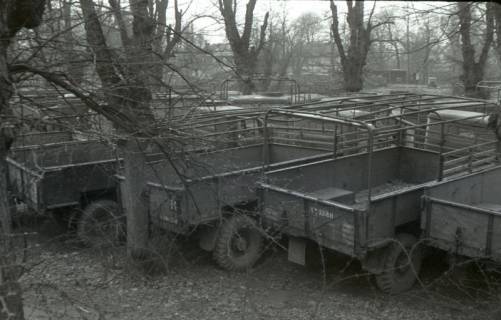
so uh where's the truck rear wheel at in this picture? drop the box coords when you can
[213,215,263,271]
[77,200,125,247]
[374,233,423,294]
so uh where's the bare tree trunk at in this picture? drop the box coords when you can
[62,0,84,83]
[1,0,47,231]
[0,158,12,235]
[10,0,161,262]
[120,139,150,258]
[329,34,337,81]
[394,44,401,70]
[218,0,269,94]
[79,0,157,258]
[0,1,46,318]
[458,2,494,98]
[492,3,501,74]
[234,54,258,94]
[114,0,183,90]
[343,56,365,92]
[0,45,14,236]
[330,0,377,92]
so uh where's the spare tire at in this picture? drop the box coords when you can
[213,215,264,271]
[374,233,423,294]
[77,200,125,247]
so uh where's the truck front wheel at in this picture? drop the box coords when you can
[77,200,125,247]
[213,215,264,271]
[374,233,423,294]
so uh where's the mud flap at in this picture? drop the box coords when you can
[288,236,306,265]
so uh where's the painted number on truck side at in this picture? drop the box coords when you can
[169,198,177,211]
[310,206,335,220]
[155,195,178,224]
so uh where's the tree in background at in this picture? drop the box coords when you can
[78,0,159,258]
[218,0,269,94]
[457,1,494,98]
[330,0,389,92]
[0,2,46,318]
[9,0,185,258]
[260,11,324,92]
[365,8,401,87]
[147,0,183,86]
[492,3,501,72]
[289,12,324,79]
[1,0,46,235]
[62,0,85,83]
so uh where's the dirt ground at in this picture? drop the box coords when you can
[15,220,501,320]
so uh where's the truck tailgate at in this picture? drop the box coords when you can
[7,157,41,209]
[148,183,185,232]
[422,166,501,262]
[422,196,501,261]
[259,183,362,257]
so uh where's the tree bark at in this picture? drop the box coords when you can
[492,3,501,75]
[457,2,494,98]
[330,0,377,92]
[119,139,150,258]
[0,1,46,318]
[218,0,269,94]
[9,0,162,261]
[156,0,182,87]
[62,0,84,83]
[343,58,365,92]
[1,0,47,231]
[79,0,157,258]
[0,43,14,236]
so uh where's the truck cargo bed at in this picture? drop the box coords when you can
[8,140,118,210]
[259,146,441,256]
[147,143,332,232]
[422,166,501,262]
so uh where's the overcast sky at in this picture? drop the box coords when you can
[178,1,453,43]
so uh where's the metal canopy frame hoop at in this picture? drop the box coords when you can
[263,109,376,201]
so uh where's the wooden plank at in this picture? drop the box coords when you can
[307,200,355,256]
[481,169,501,203]
[427,174,483,204]
[309,187,354,203]
[428,203,488,253]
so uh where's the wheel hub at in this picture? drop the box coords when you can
[234,236,248,252]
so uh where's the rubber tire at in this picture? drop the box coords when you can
[77,200,125,247]
[213,215,264,271]
[374,233,423,294]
